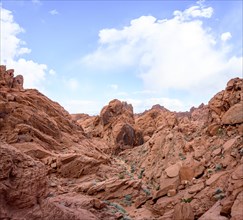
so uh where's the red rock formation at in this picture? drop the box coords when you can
[0,65,24,90]
[1,65,242,220]
[75,99,144,154]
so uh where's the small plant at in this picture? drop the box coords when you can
[179,152,186,160]
[124,194,132,206]
[119,173,125,179]
[156,185,160,191]
[107,202,126,214]
[124,194,132,201]
[214,193,225,200]
[217,127,224,136]
[207,169,213,174]
[181,198,192,203]
[239,148,243,156]
[143,187,151,196]
[215,188,223,194]
[215,164,222,171]
[138,168,145,179]
[130,164,136,173]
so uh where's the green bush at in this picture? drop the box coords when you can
[181,198,192,203]
[143,188,151,196]
[130,164,136,173]
[124,194,132,201]
[179,152,186,160]
[215,188,223,194]
[138,168,145,179]
[119,173,125,179]
[214,193,225,200]
[215,164,222,171]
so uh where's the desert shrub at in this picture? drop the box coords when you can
[119,173,125,179]
[214,193,225,200]
[143,187,151,196]
[179,152,186,160]
[138,168,145,179]
[130,164,136,173]
[124,194,132,206]
[215,164,222,171]
[181,198,192,203]
[215,188,223,194]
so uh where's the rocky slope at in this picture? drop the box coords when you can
[1,65,242,220]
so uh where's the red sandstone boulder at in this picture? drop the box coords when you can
[173,203,194,220]
[222,102,243,125]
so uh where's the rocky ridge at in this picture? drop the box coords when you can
[0,65,242,220]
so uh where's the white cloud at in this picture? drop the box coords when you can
[0,7,49,91]
[7,59,47,89]
[81,1,242,98]
[49,69,56,75]
[221,32,232,42]
[173,3,213,21]
[49,9,59,15]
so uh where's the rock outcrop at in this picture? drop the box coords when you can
[1,65,242,220]
[75,99,144,154]
[0,65,24,90]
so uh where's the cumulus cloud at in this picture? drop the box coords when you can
[0,7,50,90]
[49,69,56,75]
[49,9,59,15]
[81,1,242,97]
[221,32,232,42]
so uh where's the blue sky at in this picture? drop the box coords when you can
[1,0,242,114]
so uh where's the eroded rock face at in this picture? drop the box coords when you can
[0,143,47,218]
[75,99,144,154]
[209,77,242,124]
[1,66,242,220]
[117,77,243,219]
[0,65,24,90]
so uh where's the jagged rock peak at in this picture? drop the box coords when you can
[0,65,24,90]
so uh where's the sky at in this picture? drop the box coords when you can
[0,0,242,115]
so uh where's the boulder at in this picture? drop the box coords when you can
[179,166,195,182]
[173,203,194,220]
[12,75,24,90]
[222,102,243,125]
[165,162,182,178]
[231,191,243,220]
[198,201,229,220]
